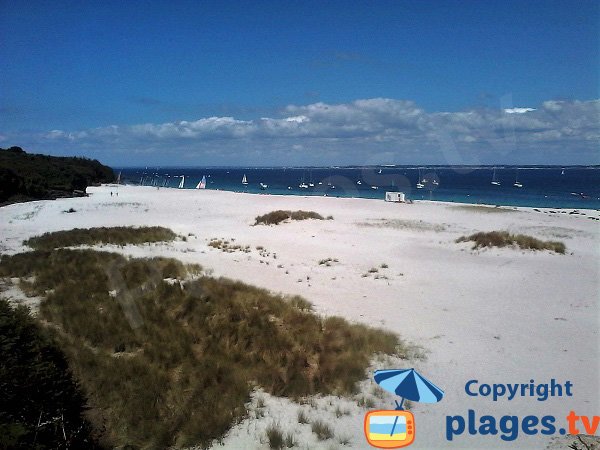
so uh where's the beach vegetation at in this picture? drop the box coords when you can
[254,210,325,225]
[451,205,514,213]
[266,423,285,449]
[338,435,352,445]
[24,226,177,250]
[0,247,405,449]
[208,238,252,253]
[318,257,339,266]
[311,420,334,440]
[456,231,566,254]
[0,299,99,449]
[297,409,310,424]
[0,146,113,205]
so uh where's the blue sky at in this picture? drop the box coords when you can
[1,0,598,166]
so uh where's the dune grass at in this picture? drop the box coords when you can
[451,205,514,213]
[456,231,566,254]
[24,226,177,250]
[0,246,404,449]
[254,210,325,225]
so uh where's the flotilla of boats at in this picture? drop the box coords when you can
[131,167,599,196]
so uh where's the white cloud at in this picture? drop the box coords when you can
[7,98,599,164]
[504,107,536,114]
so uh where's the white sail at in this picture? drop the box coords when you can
[196,175,206,189]
[491,168,501,186]
[242,174,248,185]
[178,176,185,189]
[513,169,522,188]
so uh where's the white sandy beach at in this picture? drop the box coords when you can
[1,185,598,450]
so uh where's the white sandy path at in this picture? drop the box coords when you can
[0,185,598,450]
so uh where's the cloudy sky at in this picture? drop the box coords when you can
[1,0,598,166]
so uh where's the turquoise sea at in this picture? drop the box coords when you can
[117,166,600,210]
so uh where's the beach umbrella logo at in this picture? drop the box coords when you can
[364,368,444,448]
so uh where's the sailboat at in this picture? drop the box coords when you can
[116,171,122,184]
[513,169,522,188]
[491,167,501,186]
[378,168,382,174]
[416,169,424,189]
[259,182,268,190]
[196,175,206,189]
[178,175,185,189]
[241,174,248,185]
[561,168,565,175]
[299,170,308,189]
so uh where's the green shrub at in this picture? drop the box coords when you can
[24,226,177,250]
[456,231,566,254]
[255,210,325,225]
[0,299,98,449]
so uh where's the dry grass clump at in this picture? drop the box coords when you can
[255,210,325,225]
[24,226,177,250]
[456,231,566,254]
[0,247,404,449]
[451,205,514,213]
[311,420,334,440]
[208,238,251,253]
[318,257,339,266]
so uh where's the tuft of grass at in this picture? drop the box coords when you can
[338,435,351,445]
[318,258,339,267]
[311,420,334,441]
[24,226,177,250]
[255,210,325,226]
[368,267,379,273]
[357,396,376,408]
[380,263,388,269]
[284,432,296,448]
[266,423,285,449]
[0,244,404,449]
[208,238,252,254]
[297,409,310,424]
[456,231,566,254]
[451,205,513,213]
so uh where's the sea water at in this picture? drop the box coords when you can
[117,166,600,210]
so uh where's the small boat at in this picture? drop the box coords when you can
[378,169,382,174]
[491,167,501,186]
[196,175,206,189]
[513,169,522,188]
[299,171,308,189]
[371,186,378,190]
[416,169,424,189]
[308,170,314,187]
[178,175,185,189]
[357,180,362,185]
[116,171,122,184]
[259,183,268,190]
[287,186,292,190]
[561,168,565,175]
[241,174,248,185]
